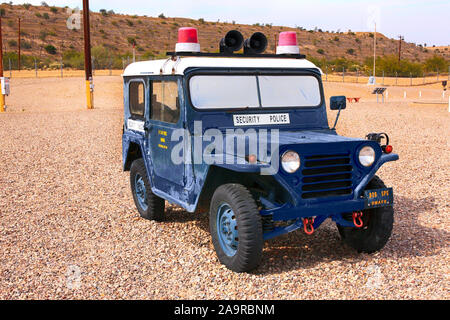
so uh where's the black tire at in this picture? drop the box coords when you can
[209,184,263,273]
[130,158,165,221]
[337,176,394,253]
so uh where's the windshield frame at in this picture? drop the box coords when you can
[185,68,324,112]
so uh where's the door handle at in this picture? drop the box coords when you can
[144,123,153,133]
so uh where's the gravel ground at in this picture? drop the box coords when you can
[0,77,448,299]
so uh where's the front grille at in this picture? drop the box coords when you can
[301,153,353,199]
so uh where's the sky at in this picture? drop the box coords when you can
[8,0,450,46]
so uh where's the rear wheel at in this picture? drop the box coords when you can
[337,176,394,253]
[130,159,165,221]
[209,184,263,272]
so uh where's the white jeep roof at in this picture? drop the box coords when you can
[123,57,322,77]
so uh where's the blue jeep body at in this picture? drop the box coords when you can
[122,57,399,241]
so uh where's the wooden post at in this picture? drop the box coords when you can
[83,0,94,109]
[0,15,5,112]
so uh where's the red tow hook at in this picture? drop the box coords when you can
[353,211,364,228]
[303,218,315,235]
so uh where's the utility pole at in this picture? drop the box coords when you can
[83,0,94,109]
[18,17,21,71]
[398,35,404,62]
[373,23,377,78]
[0,15,5,112]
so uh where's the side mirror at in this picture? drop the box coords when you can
[330,96,347,111]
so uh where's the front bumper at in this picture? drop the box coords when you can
[262,153,399,221]
[260,153,399,240]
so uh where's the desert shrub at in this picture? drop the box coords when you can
[50,7,58,14]
[346,48,355,55]
[39,30,48,41]
[63,50,84,69]
[125,19,134,27]
[317,48,325,55]
[3,52,39,69]
[8,40,17,47]
[127,37,137,46]
[43,13,49,19]
[44,44,57,55]
[22,3,32,10]
[365,55,423,77]
[158,13,166,19]
[22,41,32,49]
[423,55,448,72]
[91,45,111,69]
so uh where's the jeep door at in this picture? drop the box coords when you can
[147,76,185,187]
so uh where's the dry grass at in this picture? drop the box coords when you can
[0,76,448,299]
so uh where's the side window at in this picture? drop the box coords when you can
[129,81,145,118]
[151,80,180,124]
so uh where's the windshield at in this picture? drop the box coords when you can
[189,74,321,109]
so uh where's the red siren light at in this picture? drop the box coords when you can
[175,27,201,53]
[277,31,300,55]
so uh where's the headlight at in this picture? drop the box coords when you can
[281,151,301,173]
[358,146,376,167]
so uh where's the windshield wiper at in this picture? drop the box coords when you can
[225,106,252,113]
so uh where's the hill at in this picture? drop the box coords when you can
[0,3,447,70]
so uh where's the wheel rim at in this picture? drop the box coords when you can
[216,203,239,257]
[134,174,148,211]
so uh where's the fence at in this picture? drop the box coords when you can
[323,67,450,87]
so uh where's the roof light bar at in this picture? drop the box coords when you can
[277,31,300,55]
[175,27,201,53]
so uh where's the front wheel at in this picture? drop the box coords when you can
[337,176,394,253]
[209,184,263,273]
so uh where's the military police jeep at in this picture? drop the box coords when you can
[122,29,399,272]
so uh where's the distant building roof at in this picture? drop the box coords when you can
[123,57,322,76]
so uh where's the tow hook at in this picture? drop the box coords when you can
[352,211,364,228]
[303,218,315,235]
